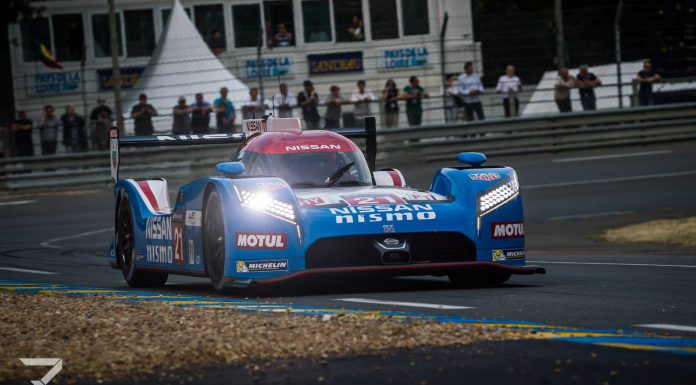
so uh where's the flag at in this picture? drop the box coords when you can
[37,41,63,70]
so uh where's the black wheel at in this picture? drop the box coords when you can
[203,188,227,292]
[448,271,511,288]
[117,194,168,287]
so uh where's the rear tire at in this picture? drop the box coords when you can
[203,188,227,292]
[448,271,510,288]
[117,194,168,287]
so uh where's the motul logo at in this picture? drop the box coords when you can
[236,232,288,249]
[491,222,524,239]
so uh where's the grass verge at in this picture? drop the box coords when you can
[602,216,696,247]
[0,291,528,383]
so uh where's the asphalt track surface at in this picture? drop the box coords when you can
[2,141,696,384]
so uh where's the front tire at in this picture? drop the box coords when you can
[117,194,168,287]
[203,188,227,292]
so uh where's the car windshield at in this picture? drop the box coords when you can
[235,150,373,188]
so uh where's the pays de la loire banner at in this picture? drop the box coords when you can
[27,71,81,96]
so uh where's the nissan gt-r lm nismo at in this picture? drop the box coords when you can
[108,117,544,292]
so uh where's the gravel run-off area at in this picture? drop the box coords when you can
[0,291,531,383]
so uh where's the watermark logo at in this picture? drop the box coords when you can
[19,358,62,385]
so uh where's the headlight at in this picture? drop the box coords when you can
[235,187,296,224]
[476,171,520,236]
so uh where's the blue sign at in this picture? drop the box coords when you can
[28,71,81,96]
[308,51,363,75]
[242,57,292,78]
[382,47,429,69]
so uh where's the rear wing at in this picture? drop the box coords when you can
[109,116,377,181]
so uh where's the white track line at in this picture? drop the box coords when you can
[529,261,696,268]
[334,298,473,310]
[552,150,672,163]
[524,170,696,190]
[635,324,696,333]
[0,267,56,275]
[40,228,112,249]
[0,200,36,207]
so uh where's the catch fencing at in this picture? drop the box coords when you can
[1,102,695,191]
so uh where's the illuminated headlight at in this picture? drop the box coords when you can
[477,171,519,216]
[235,187,296,224]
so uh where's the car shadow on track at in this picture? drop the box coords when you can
[154,275,539,299]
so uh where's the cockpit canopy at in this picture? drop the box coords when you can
[233,131,373,188]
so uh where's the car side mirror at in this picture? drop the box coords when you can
[216,162,245,176]
[457,152,486,167]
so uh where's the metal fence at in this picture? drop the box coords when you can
[1,102,695,191]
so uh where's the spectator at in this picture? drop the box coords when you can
[348,16,364,41]
[61,105,87,153]
[297,80,321,129]
[324,85,343,129]
[442,74,460,123]
[190,93,213,134]
[458,62,485,121]
[11,111,33,157]
[496,65,522,117]
[274,23,293,47]
[209,29,226,55]
[131,93,158,135]
[172,96,191,135]
[382,79,400,128]
[265,20,275,49]
[242,88,267,120]
[554,67,575,113]
[36,105,61,155]
[403,76,429,126]
[90,98,112,151]
[576,65,602,111]
[214,87,236,132]
[636,60,661,106]
[351,80,375,126]
[273,83,297,118]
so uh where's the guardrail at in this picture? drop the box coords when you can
[2,102,695,191]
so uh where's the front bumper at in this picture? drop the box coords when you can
[225,261,545,285]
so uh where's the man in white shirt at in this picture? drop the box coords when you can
[241,87,267,120]
[495,65,522,117]
[457,62,485,121]
[272,83,296,118]
[350,80,376,126]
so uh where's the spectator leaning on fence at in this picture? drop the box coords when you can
[273,83,296,118]
[131,94,158,136]
[382,79,400,128]
[442,74,460,123]
[172,96,192,135]
[11,110,33,157]
[214,87,236,132]
[403,76,429,126]
[90,98,112,151]
[324,85,343,129]
[458,62,485,121]
[636,60,661,106]
[297,80,321,130]
[61,105,87,153]
[36,105,61,155]
[496,65,522,117]
[576,65,602,111]
[554,68,575,113]
[351,80,375,127]
[242,88,266,120]
[191,93,213,134]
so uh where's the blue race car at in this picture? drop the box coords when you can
[109,117,544,292]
